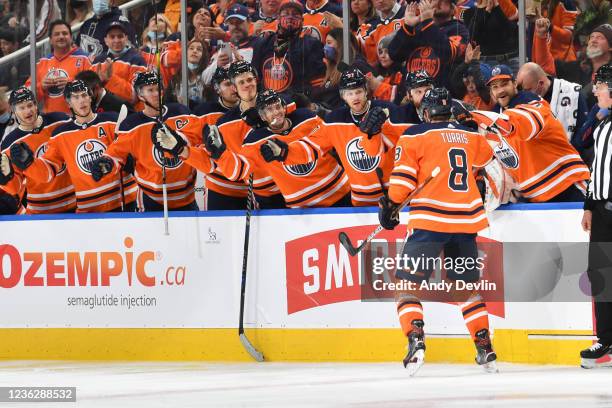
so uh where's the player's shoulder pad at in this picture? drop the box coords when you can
[51,120,78,138]
[95,111,119,124]
[324,106,351,124]
[0,127,28,151]
[217,107,242,127]
[243,126,274,145]
[119,111,150,132]
[508,91,541,108]
[43,112,71,125]
[288,108,317,125]
[193,100,224,117]
[401,122,451,136]
[165,102,191,117]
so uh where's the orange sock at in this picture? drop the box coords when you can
[397,300,424,337]
[459,298,490,341]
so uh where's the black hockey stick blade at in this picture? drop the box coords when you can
[239,333,264,362]
[338,231,359,256]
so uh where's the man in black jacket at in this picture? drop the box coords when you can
[74,70,135,114]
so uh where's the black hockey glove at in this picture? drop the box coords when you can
[203,124,226,160]
[360,106,388,138]
[9,142,34,170]
[241,107,266,129]
[152,123,187,158]
[378,195,400,230]
[451,101,478,130]
[260,138,288,162]
[90,156,115,182]
[0,153,14,185]
[123,153,135,175]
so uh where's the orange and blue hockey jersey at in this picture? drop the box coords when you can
[283,101,410,206]
[361,8,405,66]
[92,48,147,105]
[20,112,137,213]
[104,103,206,209]
[389,121,494,233]
[1,113,75,214]
[482,100,590,202]
[302,0,342,43]
[25,47,92,114]
[213,109,350,207]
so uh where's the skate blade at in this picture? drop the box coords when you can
[405,349,425,377]
[581,358,612,369]
[482,360,499,374]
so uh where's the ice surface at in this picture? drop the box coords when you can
[0,361,610,408]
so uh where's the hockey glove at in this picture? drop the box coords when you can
[378,195,400,230]
[451,101,478,130]
[359,106,388,138]
[203,124,226,160]
[9,142,34,170]
[260,138,288,162]
[241,107,266,129]
[153,123,186,158]
[0,153,14,185]
[123,153,135,175]
[90,156,115,182]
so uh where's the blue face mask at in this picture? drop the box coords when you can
[92,0,110,16]
[323,45,337,62]
[109,45,130,56]
[187,62,199,71]
[147,31,165,41]
[0,111,10,124]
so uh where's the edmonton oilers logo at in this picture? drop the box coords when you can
[75,139,106,174]
[37,142,66,174]
[46,69,69,97]
[493,137,519,169]
[283,161,316,177]
[152,145,182,169]
[345,137,380,173]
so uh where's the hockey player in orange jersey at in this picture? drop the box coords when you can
[90,71,205,211]
[0,87,75,214]
[7,81,137,213]
[203,89,351,208]
[379,88,497,376]
[474,64,590,203]
[265,68,410,206]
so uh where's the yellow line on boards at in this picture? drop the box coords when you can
[0,328,593,365]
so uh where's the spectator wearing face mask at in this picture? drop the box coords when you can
[252,0,326,97]
[77,0,138,60]
[170,40,210,109]
[141,13,174,56]
[91,21,147,105]
[368,33,404,102]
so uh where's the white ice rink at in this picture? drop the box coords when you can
[0,361,610,408]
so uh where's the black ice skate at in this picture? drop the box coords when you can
[474,329,498,373]
[403,319,425,376]
[580,342,612,369]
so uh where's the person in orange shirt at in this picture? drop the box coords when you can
[0,87,74,214]
[7,81,137,213]
[538,0,579,62]
[25,19,91,114]
[378,87,497,376]
[92,21,147,107]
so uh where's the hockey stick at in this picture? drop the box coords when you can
[238,174,264,361]
[115,104,128,211]
[339,166,440,257]
[152,3,169,235]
